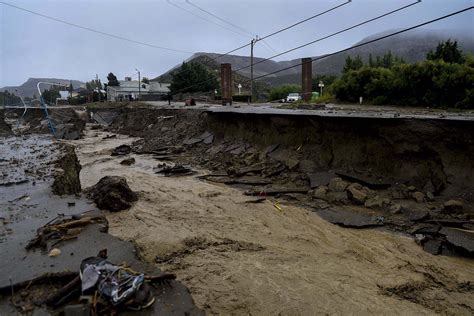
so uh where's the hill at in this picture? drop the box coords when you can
[155,28,474,87]
[0,78,85,98]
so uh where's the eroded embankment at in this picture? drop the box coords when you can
[111,107,474,200]
[73,112,474,315]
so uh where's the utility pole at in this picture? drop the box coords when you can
[136,68,141,100]
[96,74,101,102]
[250,38,255,103]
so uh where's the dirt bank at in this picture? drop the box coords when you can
[111,107,474,199]
[72,128,474,315]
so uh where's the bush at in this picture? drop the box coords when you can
[332,55,474,109]
[268,84,301,101]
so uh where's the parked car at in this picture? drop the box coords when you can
[286,93,301,102]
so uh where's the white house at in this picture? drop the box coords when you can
[107,77,170,101]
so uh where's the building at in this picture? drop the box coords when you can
[107,77,171,101]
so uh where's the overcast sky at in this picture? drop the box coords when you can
[1,0,472,87]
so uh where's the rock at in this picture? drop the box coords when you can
[328,177,349,192]
[85,176,138,212]
[411,192,425,203]
[317,209,385,228]
[426,191,435,202]
[364,196,389,209]
[284,157,300,170]
[390,203,402,214]
[313,186,328,200]
[444,200,464,212]
[52,145,82,196]
[346,184,367,204]
[440,227,474,255]
[421,237,442,255]
[111,144,132,156]
[120,158,136,166]
[48,248,62,257]
[306,171,336,189]
[326,191,349,204]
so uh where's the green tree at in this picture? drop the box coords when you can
[107,72,120,87]
[170,62,218,94]
[41,87,60,104]
[141,77,150,84]
[427,39,465,64]
[343,55,364,73]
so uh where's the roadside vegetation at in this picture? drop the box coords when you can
[170,62,218,94]
[332,40,473,109]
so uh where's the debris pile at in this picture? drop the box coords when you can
[26,213,107,250]
[52,145,82,196]
[85,176,138,211]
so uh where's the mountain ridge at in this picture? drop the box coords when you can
[154,28,474,86]
[0,78,85,98]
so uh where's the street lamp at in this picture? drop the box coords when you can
[318,81,325,97]
[237,83,242,95]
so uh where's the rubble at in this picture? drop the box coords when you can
[328,177,349,192]
[85,176,138,211]
[317,208,385,228]
[111,144,132,156]
[443,200,464,212]
[120,157,135,166]
[346,183,368,204]
[412,191,425,203]
[52,145,82,196]
[155,164,195,176]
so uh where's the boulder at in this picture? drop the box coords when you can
[86,176,138,211]
[411,192,425,203]
[111,145,132,156]
[326,191,349,204]
[52,145,82,196]
[313,186,328,200]
[346,184,367,204]
[444,200,464,212]
[120,158,136,166]
[328,177,349,192]
[364,196,390,209]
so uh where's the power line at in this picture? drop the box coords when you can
[185,0,278,55]
[166,0,248,38]
[185,0,253,36]
[233,0,421,73]
[212,0,352,61]
[170,6,472,95]
[0,1,193,54]
[249,6,473,83]
[170,0,418,94]
[167,1,351,86]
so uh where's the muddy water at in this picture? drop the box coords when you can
[71,128,474,315]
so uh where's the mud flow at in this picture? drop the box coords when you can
[1,106,473,315]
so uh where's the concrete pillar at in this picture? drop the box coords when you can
[301,58,312,102]
[220,63,233,106]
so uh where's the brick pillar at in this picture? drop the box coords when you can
[220,63,233,106]
[301,58,312,102]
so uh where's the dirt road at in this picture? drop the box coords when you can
[72,128,474,315]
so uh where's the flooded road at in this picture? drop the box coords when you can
[71,127,474,315]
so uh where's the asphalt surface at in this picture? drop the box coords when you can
[144,101,474,122]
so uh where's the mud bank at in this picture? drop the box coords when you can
[111,107,474,200]
[0,134,202,315]
[72,127,474,315]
